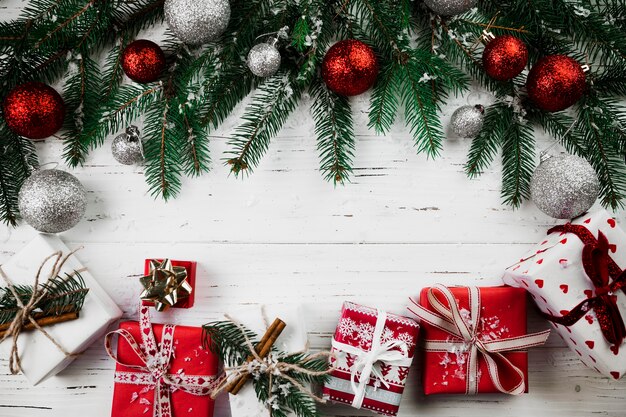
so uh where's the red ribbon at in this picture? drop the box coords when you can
[543,224,626,349]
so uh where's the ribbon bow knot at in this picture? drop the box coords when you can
[105,306,216,417]
[408,285,550,395]
[544,226,626,348]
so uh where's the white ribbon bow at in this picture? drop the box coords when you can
[408,285,550,395]
[332,309,414,409]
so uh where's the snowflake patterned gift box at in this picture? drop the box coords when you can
[0,234,122,385]
[322,301,419,416]
[408,285,550,395]
[106,306,219,417]
[502,209,626,380]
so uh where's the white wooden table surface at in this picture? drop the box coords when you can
[2,3,626,416]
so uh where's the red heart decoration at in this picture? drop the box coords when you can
[560,284,569,293]
[584,218,591,224]
[610,371,620,379]
[608,218,616,228]
[610,345,620,355]
[560,309,570,315]
[609,244,617,253]
[148,349,157,356]
[535,279,544,288]
[585,340,595,349]
[584,290,594,298]
[585,314,594,324]
[536,259,544,264]
[560,238,568,244]
[143,328,151,335]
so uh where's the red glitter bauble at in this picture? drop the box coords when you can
[2,82,65,140]
[321,39,378,96]
[482,35,528,81]
[121,40,166,83]
[526,55,586,112]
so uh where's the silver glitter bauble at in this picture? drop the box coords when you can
[424,0,477,15]
[450,104,484,138]
[530,153,600,219]
[18,169,87,233]
[164,0,231,45]
[112,126,144,165]
[247,40,281,77]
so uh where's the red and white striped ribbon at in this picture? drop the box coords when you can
[408,285,550,395]
[104,306,217,417]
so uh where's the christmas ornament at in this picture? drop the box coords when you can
[482,35,528,81]
[121,40,165,83]
[423,0,477,16]
[111,126,144,164]
[18,168,87,233]
[530,153,599,219]
[450,104,484,138]
[164,0,231,45]
[526,55,586,112]
[321,39,378,96]
[2,82,65,140]
[247,38,281,77]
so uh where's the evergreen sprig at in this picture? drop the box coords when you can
[0,0,625,222]
[202,320,330,417]
[0,272,89,326]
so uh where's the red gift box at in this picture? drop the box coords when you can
[142,259,196,309]
[106,306,218,417]
[409,285,549,395]
[322,302,419,416]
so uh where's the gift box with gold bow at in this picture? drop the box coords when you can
[503,209,626,380]
[140,259,196,311]
[409,285,550,395]
[322,302,419,416]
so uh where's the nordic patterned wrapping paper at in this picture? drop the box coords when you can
[502,209,626,379]
[225,304,309,417]
[323,302,419,416]
[0,234,123,385]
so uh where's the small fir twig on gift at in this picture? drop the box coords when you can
[203,317,333,417]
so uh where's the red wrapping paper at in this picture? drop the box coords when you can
[110,321,218,417]
[142,259,196,309]
[419,286,529,395]
[322,302,419,416]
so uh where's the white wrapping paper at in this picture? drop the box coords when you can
[502,209,626,379]
[0,234,123,385]
[226,305,308,417]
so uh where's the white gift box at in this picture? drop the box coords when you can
[0,234,123,385]
[226,305,308,417]
[502,209,626,379]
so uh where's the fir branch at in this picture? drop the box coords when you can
[0,272,89,326]
[226,71,302,175]
[368,61,401,135]
[465,103,511,177]
[310,77,355,184]
[500,117,535,207]
[398,59,444,157]
[577,94,626,209]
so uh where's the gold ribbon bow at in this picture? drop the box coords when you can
[139,259,192,311]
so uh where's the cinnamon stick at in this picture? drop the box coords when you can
[0,311,79,339]
[228,318,286,395]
